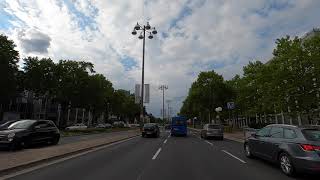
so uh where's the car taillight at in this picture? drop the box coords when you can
[300,144,320,151]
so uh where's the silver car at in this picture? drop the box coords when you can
[244,124,320,176]
[200,124,224,140]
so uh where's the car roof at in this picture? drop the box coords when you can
[266,124,298,128]
[265,124,320,130]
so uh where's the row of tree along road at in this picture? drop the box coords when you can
[180,29,320,128]
[0,34,146,128]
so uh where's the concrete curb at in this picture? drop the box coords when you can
[0,133,140,177]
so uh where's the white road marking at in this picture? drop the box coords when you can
[164,139,168,144]
[0,136,139,180]
[222,150,246,164]
[152,148,162,160]
[205,140,213,146]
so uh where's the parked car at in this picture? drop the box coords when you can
[95,123,112,129]
[113,121,125,128]
[244,124,320,176]
[0,119,60,150]
[65,123,87,130]
[0,120,18,130]
[141,123,160,138]
[200,124,224,140]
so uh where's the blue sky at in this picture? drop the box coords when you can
[1,0,319,117]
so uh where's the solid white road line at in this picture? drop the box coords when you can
[0,136,139,180]
[221,150,246,164]
[164,139,168,144]
[205,140,213,146]
[152,148,162,160]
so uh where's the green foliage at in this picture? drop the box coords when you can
[0,34,20,103]
[180,31,320,119]
[180,70,235,119]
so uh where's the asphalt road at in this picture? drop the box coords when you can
[6,130,319,180]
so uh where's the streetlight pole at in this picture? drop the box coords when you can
[159,85,168,121]
[132,22,157,124]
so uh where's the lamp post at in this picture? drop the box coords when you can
[132,22,157,124]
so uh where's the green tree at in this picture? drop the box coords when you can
[0,34,19,104]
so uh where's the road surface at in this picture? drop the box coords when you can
[5,130,318,180]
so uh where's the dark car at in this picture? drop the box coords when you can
[200,124,224,140]
[0,119,60,150]
[244,124,320,176]
[0,120,18,130]
[141,123,160,138]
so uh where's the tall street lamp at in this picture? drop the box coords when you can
[132,22,157,124]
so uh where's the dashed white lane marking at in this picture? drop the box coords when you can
[222,150,246,164]
[152,148,162,160]
[164,139,168,144]
[205,140,213,146]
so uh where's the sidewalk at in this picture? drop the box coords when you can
[0,129,139,175]
[188,127,245,143]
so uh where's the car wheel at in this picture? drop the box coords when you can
[279,153,295,176]
[52,137,60,145]
[10,140,24,151]
[244,143,253,158]
[141,134,145,138]
[220,136,224,140]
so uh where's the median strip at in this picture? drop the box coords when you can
[221,150,246,164]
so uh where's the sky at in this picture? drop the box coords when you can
[0,0,319,117]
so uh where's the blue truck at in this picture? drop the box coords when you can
[170,116,188,136]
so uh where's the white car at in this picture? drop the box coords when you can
[65,123,88,130]
[95,123,112,129]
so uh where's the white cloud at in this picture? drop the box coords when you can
[1,0,320,117]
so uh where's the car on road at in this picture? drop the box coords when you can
[171,116,188,136]
[141,123,160,138]
[65,123,88,130]
[200,124,224,140]
[0,119,60,150]
[164,124,171,130]
[244,124,320,176]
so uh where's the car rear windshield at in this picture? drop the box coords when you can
[302,129,320,141]
[173,120,186,125]
[144,124,155,128]
[208,125,223,129]
[8,120,36,129]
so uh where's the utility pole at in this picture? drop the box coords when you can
[159,85,168,121]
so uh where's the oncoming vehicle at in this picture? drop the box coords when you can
[244,124,320,176]
[171,116,187,136]
[201,124,224,140]
[0,120,60,150]
[141,123,160,138]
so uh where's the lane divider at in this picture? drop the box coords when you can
[205,140,213,146]
[221,150,246,164]
[152,148,162,160]
[164,139,167,144]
